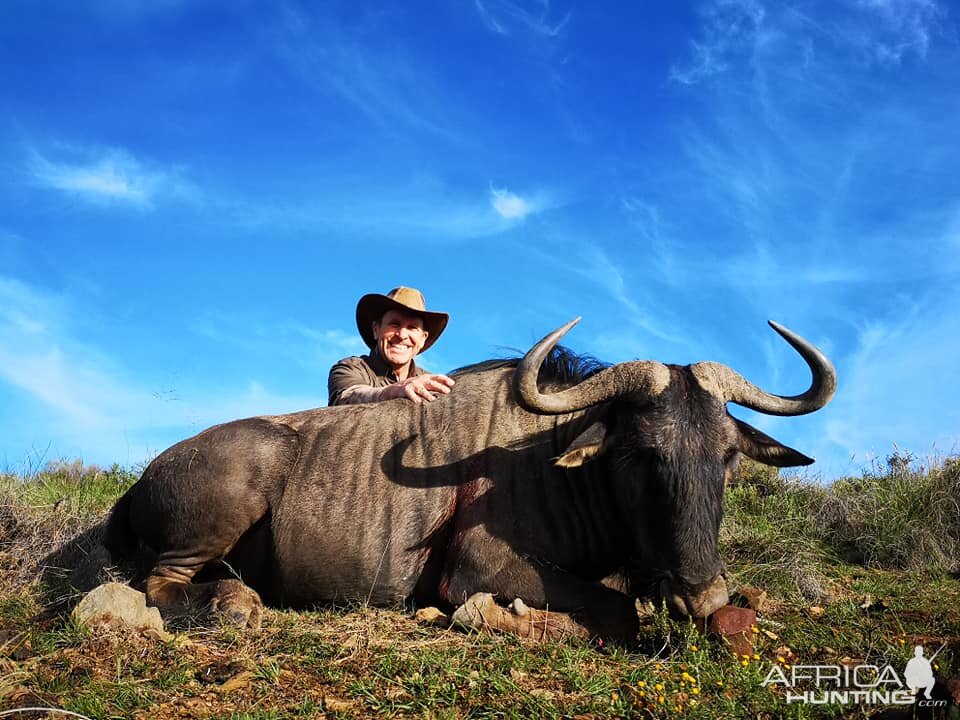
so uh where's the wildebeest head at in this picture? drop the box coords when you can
[513,319,837,618]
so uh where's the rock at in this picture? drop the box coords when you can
[707,605,756,657]
[414,606,450,628]
[72,582,170,640]
[733,586,768,613]
[709,605,755,635]
[323,695,355,712]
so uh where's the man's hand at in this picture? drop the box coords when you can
[385,373,456,403]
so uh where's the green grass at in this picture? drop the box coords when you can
[0,456,958,718]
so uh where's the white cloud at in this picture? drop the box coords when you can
[490,186,534,220]
[26,143,195,208]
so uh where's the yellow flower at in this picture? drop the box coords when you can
[637,680,646,688]
[752,654,760,660]
[655,683,664,691]
[681,672,695,683]
[741,659,750,666]
[611,692,619,701]
[692,687,701,695]
[716,680,724,687]
[751,625,759,634]
[689,645,698,652]
[657,696,665,704]
[898,638,906,645]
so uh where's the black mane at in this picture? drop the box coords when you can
[450,345,609,386]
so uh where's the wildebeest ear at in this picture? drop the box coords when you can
[554,421,614,468]
[733,417,815,467]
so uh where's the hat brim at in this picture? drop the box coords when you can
[356,293,449,353]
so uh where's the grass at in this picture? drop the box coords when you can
[0,456,958,718]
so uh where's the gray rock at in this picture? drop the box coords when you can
[72,582,170,640]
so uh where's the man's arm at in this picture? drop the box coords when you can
[328,357,376,406]
[379,374,455,404]
[335,375,456,405]
[328,358,454,405]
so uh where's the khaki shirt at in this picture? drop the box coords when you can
[327,352,426,406]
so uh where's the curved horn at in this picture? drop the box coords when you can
[691,321,837,416]
[514,318,671,415]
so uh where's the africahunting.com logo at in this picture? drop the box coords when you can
[762,644,947,707]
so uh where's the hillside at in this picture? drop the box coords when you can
[0,455,958,719]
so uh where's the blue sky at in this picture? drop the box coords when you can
[1,0,958,480]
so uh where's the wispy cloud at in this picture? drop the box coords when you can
[215,177,553,241]
[475,0,572,38]
[274,5,454,138]
[670,0,948,85]
[537,244,690,349]
[669,0,765,85]
[0,274,321,468]
[820,289,960,473]
[26,143,196,208]
[853,0,945,64]
[190,309,366,373]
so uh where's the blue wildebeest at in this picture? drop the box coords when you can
[105,319,836,641]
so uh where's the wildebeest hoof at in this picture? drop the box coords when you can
[509,598,529,617]
[210,579,263,630]
[451,592,498,630]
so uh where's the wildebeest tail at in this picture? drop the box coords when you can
[103,489,138,560]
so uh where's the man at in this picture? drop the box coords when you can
[328,286,456,405]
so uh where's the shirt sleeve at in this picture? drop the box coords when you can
[328,357,377,406]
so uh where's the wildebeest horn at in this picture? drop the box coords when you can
[690,321,837,416]
[515,318,671,414]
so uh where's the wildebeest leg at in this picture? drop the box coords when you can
[126,419,301,630]
[147,565,263,630]
[451,589,637,643]
[452,592,597,641]
[444,560,639,643]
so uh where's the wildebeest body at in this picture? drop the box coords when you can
[113,366,626,611]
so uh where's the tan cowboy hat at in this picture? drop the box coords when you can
[356,286,449,353]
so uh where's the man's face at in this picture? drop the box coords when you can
[372,309,429,371]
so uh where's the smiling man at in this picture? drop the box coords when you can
[327,287,455,405]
